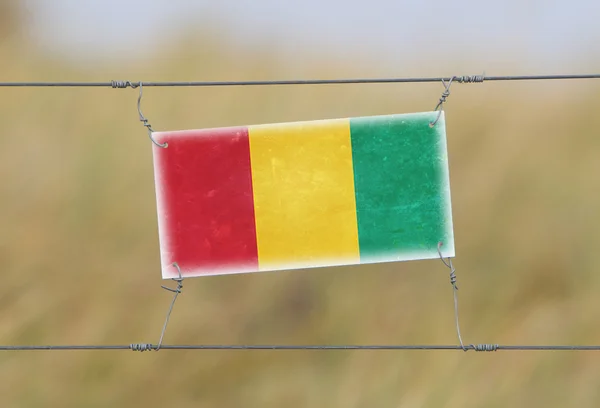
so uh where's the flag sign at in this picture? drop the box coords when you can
[151,111,455,279]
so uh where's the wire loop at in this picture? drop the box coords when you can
[437,243,500,353]
[430,77,455,127]
[437,242,467,350]
[429,74,485,127]
[136,82,167,148]
[156,263,184,351]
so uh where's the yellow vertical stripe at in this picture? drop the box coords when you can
[248,118,360,271]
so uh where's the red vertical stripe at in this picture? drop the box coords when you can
[152,127,258,277]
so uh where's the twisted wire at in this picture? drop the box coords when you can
[454,75,485,83]
[135,82,167,148]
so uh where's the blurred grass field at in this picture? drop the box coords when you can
[2,4,600,407]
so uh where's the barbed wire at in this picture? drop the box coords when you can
[0,74,599,88]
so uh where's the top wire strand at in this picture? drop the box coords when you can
[0,74,600,87]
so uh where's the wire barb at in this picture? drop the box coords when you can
[156,263,184,351]
[136,82,167,148]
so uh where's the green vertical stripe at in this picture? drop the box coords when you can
[349,112,454,262]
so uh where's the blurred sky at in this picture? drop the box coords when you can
[20,0,600,72]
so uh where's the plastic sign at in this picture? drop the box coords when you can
[151,111,454,279]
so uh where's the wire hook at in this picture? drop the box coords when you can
[137,82,168,148]
[429,76,455,128]
[437,241,467,351]
[156,262,184,350]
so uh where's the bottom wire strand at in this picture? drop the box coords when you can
[2,344,599,351]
